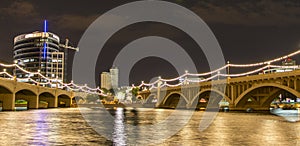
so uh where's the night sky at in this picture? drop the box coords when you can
[0,0,300,86]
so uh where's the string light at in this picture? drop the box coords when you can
[0,72,14,78]
[137,49,300,88]
[229,49,300,67]
[0,49,299,94]
[220,65,269,77]
[187,65,228,77]
[165,82,183,87]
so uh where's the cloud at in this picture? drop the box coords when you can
[51,14,99,31]
[191,0,300,27]
[51,13,140,32]
[0,1,37,18]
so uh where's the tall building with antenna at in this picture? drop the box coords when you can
[13,20,78,85]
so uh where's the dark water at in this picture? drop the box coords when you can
[0,108,299,145]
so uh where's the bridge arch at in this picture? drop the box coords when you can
[0,80,14,93]
[15,87,38,96]
[39,92,56,108]
[162,91,188,108]
[73,92,89,104]
[73,96,85,104]
[144,94,156,104]
[57,93,71,99]
[0,85,13,94]
[39,92,55,98]
[191,88,230,105]
[15,89,38,109]
[58,94,72,107]
[234,83,300,106]
[136,95,143,100]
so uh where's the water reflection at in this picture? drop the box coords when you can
[113,108,126,145]
[0,108,299,145]
[31,111,50,145]
[211,116,230,145]
[0,109,108,145]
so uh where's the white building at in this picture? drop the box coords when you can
[100,72,112,90]
[100,66,119,90]
[110,66,119,89]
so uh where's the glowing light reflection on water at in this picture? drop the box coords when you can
[0,108,298,145]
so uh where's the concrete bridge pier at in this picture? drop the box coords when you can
[186,103,193,109]
[228,104,235,110]
[0,93,15,111]
[155,86,162,108]
[27,95,39,109]
[48,97,58,108]
[155,97,161,108]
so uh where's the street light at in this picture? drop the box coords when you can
[3,69,6,78]
[227,61,230,75]
[37,69,41,84]
[267,62,271,73]
[55,76,58,88]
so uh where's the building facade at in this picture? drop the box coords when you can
[101,72,112,90]
[100,66,119,90]
[110,66,119,89]
[13,31,78,86]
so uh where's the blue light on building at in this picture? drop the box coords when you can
[43,20,47,59]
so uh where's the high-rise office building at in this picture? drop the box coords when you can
[13,31,62,83]
[101,72,112,90]
[100,66,119,90]
[110,66,119,89]
[13,21,78,86]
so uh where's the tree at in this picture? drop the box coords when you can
[109,88,115,95]
[99,95,107,100]
[131,87,140,101]
[101,88,109,94]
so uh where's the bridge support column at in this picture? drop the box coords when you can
[155,85,161,108]
[70,98,73,106]
[230,85,235,103]
[0,93,15,111]
[294,79,298,91]
[28,95,39,109]
[237,85,240,97]
[48,96,58,108]
[228,104,236,110]
[186,103,192,109]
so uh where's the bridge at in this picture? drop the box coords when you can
[0,77,74,111]
[137,67,300,111]
[1,49,300,111]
